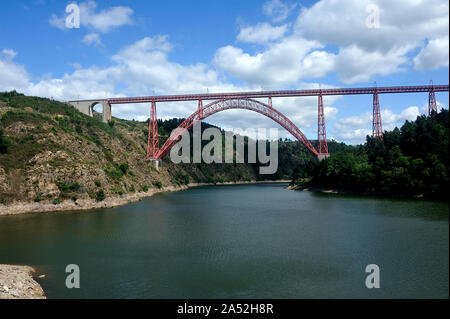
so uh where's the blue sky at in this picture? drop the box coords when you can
[0,0,449,143]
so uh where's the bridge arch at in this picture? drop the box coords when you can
[155,98,319,159]
[90,102,102,117]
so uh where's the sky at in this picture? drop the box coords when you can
[0,0,449,144]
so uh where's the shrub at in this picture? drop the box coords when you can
[96,189,105,202]
[152,181,163,189]
[140,185,149,192]
[34,195,42,203]
[57,182,81,193]
[53,198,62,205]
[70,182,81,191]
[119,163,129,174]
[104,167,123,179]
[94,180,102,187]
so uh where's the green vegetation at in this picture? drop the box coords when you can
[0,129,10,154]
[110,187,124,196]
[57,182,82,193]
[293,110,449,199]
[95,190,105,202]
[152,181,163,189]
[119,163,129,174]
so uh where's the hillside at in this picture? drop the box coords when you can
[291,109,449,199]
[0,91,315,209]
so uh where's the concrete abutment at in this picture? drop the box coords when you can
[69,100,112,123]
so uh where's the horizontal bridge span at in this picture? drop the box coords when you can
[99,85,449,104]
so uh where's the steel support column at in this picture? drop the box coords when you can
[198,99,203,120]
[146,101,159,159]
[317,94,328,155]
[428,90,437,115]
[372,92,383,139]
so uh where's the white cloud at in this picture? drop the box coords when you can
[333,45,410,84]
[80,1,133,33]
[0,36,238,123]
[237,23,288,44]
[382,107,421,130]
[295,0,449,53]
[292,0,449,82]
[48,14,66,30]
[81,33,102,46]
[333,106,421,144]
[263,0,296,23]
[215,0,448,87]
[69,62,83,70]
[1,49,17,59]
[414,36,450,70]
[109,36,236,96]
[0,52,30,91]
[214,37,334,86]
[50,0,134,33]
[420,100,448,114]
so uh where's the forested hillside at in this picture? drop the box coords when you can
[292,109,449,199]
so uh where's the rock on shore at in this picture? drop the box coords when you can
[0,265,46,299]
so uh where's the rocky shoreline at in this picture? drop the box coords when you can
[285,183,430,199]
[0,180,290,216]
[0,265,46,299]
[285,184,342,193]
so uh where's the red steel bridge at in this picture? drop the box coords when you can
[69,84,449,161]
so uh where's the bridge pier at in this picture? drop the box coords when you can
[317,154,330,161]
[148,158,162,170]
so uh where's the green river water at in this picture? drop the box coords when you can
[0,183,448,298]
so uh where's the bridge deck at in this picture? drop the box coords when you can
[69,84,449,105]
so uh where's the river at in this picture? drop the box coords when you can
[0,183,448,298]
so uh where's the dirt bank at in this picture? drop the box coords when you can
[0,265,45,299]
